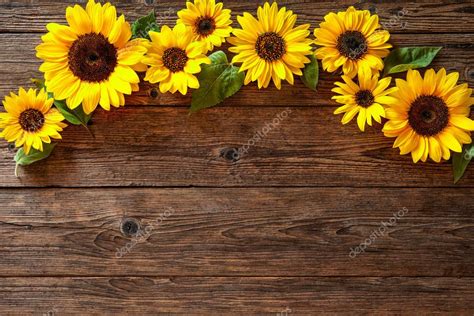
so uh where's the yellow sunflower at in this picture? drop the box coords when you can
[332,66,397,131]
[142,24,210,95]
[383,68,474,163]
[314,6,392,78]
[36,0,148,114]
[228,2,313,89]
[177,0,233,51]
[0,88,67,154]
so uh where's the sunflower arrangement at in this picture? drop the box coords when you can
[383,69,474,163]
[332,66,397,132]
[36,0,147,114]
[142,24,210,95]
[0,2,472,182]
[1,88,66,154]
[228,2,313,89]
[177,0,233,51]
[314,6,391,78]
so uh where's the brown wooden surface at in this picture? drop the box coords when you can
[0,0,473,314]
[0,188,472,277]
[1,277,473,314]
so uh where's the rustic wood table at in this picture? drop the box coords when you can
[1,0,473,314]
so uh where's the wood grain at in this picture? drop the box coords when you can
[0,0,473,34]
[0,0,473,314]
[0,277,473,314]
[0,188,472,277]
[0,106,473,187]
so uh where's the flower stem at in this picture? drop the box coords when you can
[14,163,19,178]
[82,123,95,139]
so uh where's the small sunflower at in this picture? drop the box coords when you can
[383,68,474,163]
[228,2,313,89]
[314,6,392,78]
[332,66,397,131]
[36,0,148,114]
[0,88,67,154]
[177,0,233,51]
[142,24,210,95]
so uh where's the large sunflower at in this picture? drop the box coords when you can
[332,66,397,131]
[177,0,233,51]
[383,68,474,163]
[36,0,147,114]
[142,24,210,95]
[228,2,313,89]
[314,6,391,78]
[0,88,67,154]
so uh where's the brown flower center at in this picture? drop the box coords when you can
[336,31,368,60]
[408,95,449,136]
[19,109,45,132]
[255,32,286,61]
[355,90,375,107]
[68,33,118,82]
[162,47,189,73]
[195,17,216,36]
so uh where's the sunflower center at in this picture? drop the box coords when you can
[336,31,368,60]
[68,33,118,82]
[162,47,189,73]
[408,95,449,136]
[255,32,286,61]
[19,109,45,132]
[195,17,216,36]
[355,90,375,107]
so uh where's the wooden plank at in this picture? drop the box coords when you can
[1,106,473,187]
[0,0,473,34]
[0,33,473,106]
[0,188,472,276]
[0,277,472,314]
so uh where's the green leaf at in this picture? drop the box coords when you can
[54,100,91,127]
[453,143,474,184]
[31,78,46,90]
[383,47,442,76]
[301,55,319,91]
[131,11,160,40]
[191,51,245,112]
[14,143,57,166]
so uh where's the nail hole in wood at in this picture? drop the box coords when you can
[468,69,474,79]
[121,218,140,237]
[149,88,159,99]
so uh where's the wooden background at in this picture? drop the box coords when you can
[0,0,473,314]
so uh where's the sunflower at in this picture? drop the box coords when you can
[383,68,474,163]
[0,88,67,154]
[314,6,392,78]
[228,2,313,89]
[142,24,210,95]
[36,0,148,114]
[177,0,233,51]
[332,66,397,131]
